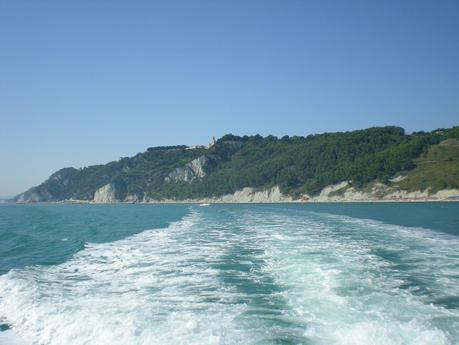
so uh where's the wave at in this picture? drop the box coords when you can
[0,211,248,344]
[1,206,458,344]
[236,209,459,344]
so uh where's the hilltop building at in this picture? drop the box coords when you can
[208,136,216,148]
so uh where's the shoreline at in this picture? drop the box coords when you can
[13,184,459,205]
[13,198,459,205]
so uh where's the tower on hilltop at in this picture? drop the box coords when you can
[208,136,216,148]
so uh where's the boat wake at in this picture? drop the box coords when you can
[1,207,458,345]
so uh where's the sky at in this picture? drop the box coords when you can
[1,0,458,197]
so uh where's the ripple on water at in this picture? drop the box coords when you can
[0,207,458,345]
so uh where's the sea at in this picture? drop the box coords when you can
[0,203,458,345]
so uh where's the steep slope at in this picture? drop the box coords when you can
[396,139,459,192]
[15,126,459,203]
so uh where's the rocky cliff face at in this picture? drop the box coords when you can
[211,186,293,203]
[15,168,79,203]
[16,188,52,203]
[93,183,117,203]
[306,180,459,202]
[165,155,208,183]
[138,186,294,203]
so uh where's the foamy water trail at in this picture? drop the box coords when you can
[0,211,251,345]
[238,209,459,345]
[1,206,458,345]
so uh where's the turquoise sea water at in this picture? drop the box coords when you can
[0,203,458,345]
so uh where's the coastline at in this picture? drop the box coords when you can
[16,198,459,205]
[14,184,459,205]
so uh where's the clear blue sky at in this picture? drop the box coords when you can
[1,1,458,197]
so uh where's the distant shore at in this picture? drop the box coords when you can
[12,184,459,205]
[14,198,459,205]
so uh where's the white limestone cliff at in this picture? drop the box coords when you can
[93,183,117,203]
[165,155,208,183]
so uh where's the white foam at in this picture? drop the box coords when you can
[0,212,253,345]
[237,209,459,345]
[1,207,458,345]
[0,330,29,345]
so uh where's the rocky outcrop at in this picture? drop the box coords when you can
[16,188,53,203]
[389,175,407,183]
[165,155,208,183]
[124,194,141,203]
[142,186,294,203]
[212,186,293,203]
[93,183,117,203]
[313,181,350,201]
[385,188,459,200]
[15,167,79,203]
[306,180,459,202]
[18,180,459,204]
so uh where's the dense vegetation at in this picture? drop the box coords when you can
[397,139,459,192]
[16,126,459,202]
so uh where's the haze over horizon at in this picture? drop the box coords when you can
[1,1,458,197]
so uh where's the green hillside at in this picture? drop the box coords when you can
[15,126,459,202]
[397,139,459,193]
